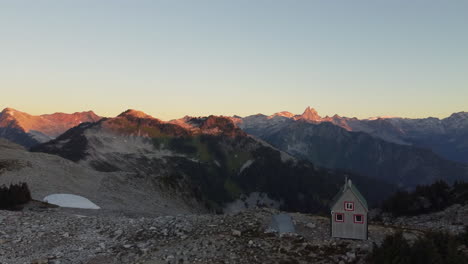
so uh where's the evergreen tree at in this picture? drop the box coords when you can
[0,182,32,210]
[366,232,411,264]
[367,231,468,264]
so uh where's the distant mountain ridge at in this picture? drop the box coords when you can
[239,108,468,188]
[0,107,102,148]
[241,107,468,164]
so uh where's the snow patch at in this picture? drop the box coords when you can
[43,194,101,209]
[367,116,399,120]
[239,160,254,173]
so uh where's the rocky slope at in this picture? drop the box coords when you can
[32,110,394,214]
[0,139,201,215]
[0,108,102,148]
[1,204,466,264]
[239,111,468,188]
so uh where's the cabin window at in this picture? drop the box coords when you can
[354,214,364,224]
[335,213,344,222]
[344,201,354,211]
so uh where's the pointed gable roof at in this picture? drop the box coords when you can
[330,178,368,211]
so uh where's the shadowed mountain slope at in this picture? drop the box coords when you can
[32,110,395,213]
[241,107,468,164]
[239,115,468,188]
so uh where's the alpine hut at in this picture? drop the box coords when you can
[330,178,368,240]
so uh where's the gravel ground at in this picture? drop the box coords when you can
[1,204,466,264]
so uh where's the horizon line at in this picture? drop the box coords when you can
[1,106,466,122]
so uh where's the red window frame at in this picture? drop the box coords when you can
[344,201,354,211]
[354,214,364,224]
[335,213,344,222]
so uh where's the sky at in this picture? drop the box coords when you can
[1,0,467,120]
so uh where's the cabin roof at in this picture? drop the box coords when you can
[330,179,368,210]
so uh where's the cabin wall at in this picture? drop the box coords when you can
[331,189,367,240]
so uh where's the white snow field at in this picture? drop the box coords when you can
[43,194,101,209]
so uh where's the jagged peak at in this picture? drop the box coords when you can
[299,106,321,121]
[302,106,318,114]
[117,109,154,119]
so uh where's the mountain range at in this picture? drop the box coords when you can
[244,106,468,164]
[1,106,467,214]
[30,109,392,213]
[0,108,102,148]
[238,107,468,188]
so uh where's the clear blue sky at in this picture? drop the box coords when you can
[1,0,467,120]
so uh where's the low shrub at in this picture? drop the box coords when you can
[382,180,468,217]
[366,230,468,264]
[0,182,32,210]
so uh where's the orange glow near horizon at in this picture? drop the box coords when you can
[1,1,467,120]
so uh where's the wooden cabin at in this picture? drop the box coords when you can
[330,178,368,240]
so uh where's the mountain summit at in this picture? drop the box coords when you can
[296,106,322,122]
[118,109,155,120]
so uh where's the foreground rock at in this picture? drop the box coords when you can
[2,206,466,264]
